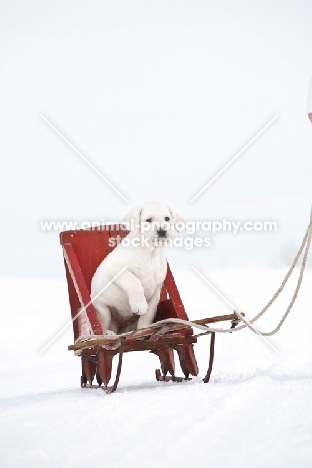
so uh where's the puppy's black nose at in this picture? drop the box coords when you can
[157,228,167,238]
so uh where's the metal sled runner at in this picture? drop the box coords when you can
[61,226,240,393]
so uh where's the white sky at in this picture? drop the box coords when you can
[1,0,312,276]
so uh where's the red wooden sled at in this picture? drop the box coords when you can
[61,226,238,393]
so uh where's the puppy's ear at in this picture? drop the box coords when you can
[168,206,183,223]
[122,206,142,231]
[168,206,184,233]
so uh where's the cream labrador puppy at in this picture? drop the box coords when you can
[91,201,182,335]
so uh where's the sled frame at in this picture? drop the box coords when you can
[60,226,202,392]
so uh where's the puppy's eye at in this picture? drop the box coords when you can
[146,218,152,222]
[165,217,170,221]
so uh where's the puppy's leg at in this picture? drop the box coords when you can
[93,302,117,335]
[114,271,148,315]
[137,286,161,329]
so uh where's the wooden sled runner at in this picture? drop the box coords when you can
[61,226,239,393]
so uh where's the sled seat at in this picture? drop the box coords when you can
[60,225,199,391]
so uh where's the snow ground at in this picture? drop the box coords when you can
[0,268,312,467]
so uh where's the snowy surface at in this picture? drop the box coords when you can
[1,268,312,467]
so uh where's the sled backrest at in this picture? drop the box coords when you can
[60,225,189,340]
[60,227,126,292]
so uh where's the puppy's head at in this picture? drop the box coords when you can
[122,201,183,247]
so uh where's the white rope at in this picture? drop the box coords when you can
[197,213,312,336]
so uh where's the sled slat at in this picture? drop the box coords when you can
[63,243,102,337]
[164,264,188,321]
[97,350,118,387]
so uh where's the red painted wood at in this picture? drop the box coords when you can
[174,343,199,377]
[154,298,187,322]
[81,358,97,384]
[62,243,102,338]
[151,348,175,376]
[60,229,111,291]
[63,253,80,341]
[154,299,175,322]
[159,284,168,302]
[164,264,189,321]
[97,350,117,387]
[183,344,199,376]
[77,307,93,337]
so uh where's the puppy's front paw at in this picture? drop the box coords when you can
[129,296,148,315]
[103,330,116,337]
